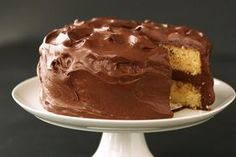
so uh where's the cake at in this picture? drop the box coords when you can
[37,17,215,119]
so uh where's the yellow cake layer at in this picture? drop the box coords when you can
[163,45,201,75]
[170,80,201,108]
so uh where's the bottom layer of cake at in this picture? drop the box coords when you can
[39,70,173,120]
[41,79,209,119]
[170,80,202,109]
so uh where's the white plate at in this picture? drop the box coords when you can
[12,77,235,133]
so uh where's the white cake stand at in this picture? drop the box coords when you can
[12,77,235,157]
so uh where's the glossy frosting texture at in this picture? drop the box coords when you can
[38,17,174,119]
[38,17,214,119]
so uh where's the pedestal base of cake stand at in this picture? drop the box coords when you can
[12,77,236,157]
[36,114,211,157]
[93,133,152,157]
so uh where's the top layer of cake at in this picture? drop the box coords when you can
[43,17,212,78]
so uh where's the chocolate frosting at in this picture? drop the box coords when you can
[38,17,214,119]
[38,17,173,119]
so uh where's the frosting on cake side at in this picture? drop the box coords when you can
[38,17,173,119]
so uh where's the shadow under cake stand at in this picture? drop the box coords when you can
[12,77,235,157]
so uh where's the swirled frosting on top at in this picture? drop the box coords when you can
[42,17,170,79]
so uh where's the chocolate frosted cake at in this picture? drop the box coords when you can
[37,17,215,119]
